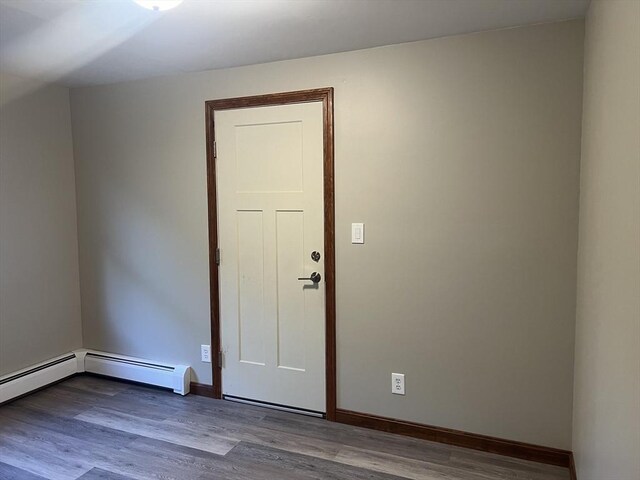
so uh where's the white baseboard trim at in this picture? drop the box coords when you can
[0,353,78,404]
[0,350,191,403]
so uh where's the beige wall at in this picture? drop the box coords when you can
[0,73,83,375]
[70,20,584,449]
[572,1,640,478]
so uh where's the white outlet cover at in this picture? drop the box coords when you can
[392,372,405,395]
[201,344,211,363]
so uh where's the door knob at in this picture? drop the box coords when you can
[298,272,321,284]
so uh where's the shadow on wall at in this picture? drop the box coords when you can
[83,152,208,367]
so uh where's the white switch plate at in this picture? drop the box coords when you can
[392,373,405,395]
[352,223,364,244]
[201,344,211,363]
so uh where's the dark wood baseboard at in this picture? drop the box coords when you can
[335,408,572,468]
[190,382,217,398]
[569,452,577,480]
[188,386,574,471]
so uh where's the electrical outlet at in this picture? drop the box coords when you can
[201,344,211,363]
[392,373,405,395]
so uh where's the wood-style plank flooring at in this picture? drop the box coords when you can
[0,376,570,480]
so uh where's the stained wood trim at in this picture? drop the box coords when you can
[205,98,222,400]
[190,382,217,398]
[204,88,336,420]
[569,452,577,480]
[335,408,573,469]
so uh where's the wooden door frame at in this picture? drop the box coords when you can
[204,88,336,420]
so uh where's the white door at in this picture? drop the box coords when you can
[216,101,326,413]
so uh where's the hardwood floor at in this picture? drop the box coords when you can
[0,375,570,480]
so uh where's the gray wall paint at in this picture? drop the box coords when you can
[0,74,83,375]
[71,20,584,449]
[572,1,640,478]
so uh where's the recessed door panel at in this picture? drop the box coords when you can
[235,121,303,193]
[237,210,265,366]
[276,210,306,371]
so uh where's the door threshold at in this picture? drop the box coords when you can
[223,394,325,418]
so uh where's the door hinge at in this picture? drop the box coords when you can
[213,141,217,159]
[215,248,221,265]
[218,351,223,368]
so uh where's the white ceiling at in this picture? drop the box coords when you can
[0,0,589,87]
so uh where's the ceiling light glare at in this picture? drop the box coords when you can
[133,0,184,11]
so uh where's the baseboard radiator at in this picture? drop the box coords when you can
[0,353,80,404]
[82,350,190,395]
[0,350,190,404]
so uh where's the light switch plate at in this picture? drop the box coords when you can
[352,223,364,244]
